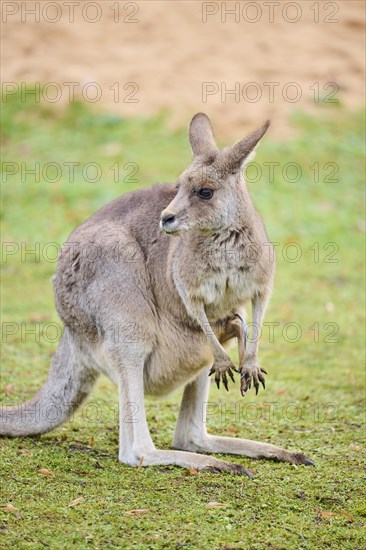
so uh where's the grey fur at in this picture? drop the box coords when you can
[0,114,312,473]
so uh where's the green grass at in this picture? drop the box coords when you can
[1,94,365,549]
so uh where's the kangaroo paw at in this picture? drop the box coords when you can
[240,362,267,397]
[209,359,238,391]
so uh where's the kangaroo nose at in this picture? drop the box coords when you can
[161,213,175,226]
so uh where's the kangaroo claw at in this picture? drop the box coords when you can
[209,363,237,392]
[240,365,268,397]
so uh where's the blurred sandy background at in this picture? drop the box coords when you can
[1,0,365,137]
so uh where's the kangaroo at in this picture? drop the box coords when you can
[0,113,313,475]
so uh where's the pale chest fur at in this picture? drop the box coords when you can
[195,265,261,320]
[177,230,269,320]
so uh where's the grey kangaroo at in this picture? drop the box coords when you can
[1,113,313,475]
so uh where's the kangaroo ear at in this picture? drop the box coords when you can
[227,120,270,170]
[189,113,218,157]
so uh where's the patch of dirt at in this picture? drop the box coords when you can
[2,1,365,138]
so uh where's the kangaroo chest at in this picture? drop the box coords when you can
[191,244,262,320]
[197,266,259,314]
[173,231,266,321]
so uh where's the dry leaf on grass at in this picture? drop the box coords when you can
[68,497,85,508]
[275,387,288,396]
[3,384,14,394]
[38,468,54,477]
[126,509,149,515]
[136,456,144,472]
[1,504,17,513]
[188,467,198,475]
[20,450,33,457]
[225,427,240,435]
[317,509,354,522]
[206,502,227,509]
[88,437,94,447]
[317,510,336,519]
[338,510,355,522]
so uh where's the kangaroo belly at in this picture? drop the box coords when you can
[143,326,213,396]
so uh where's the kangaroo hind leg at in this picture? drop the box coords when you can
[107,344,252,476]
[173,369,314,466]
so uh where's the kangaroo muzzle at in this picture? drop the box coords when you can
[160,210,178,234]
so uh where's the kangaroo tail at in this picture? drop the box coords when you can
[0,328,98,436]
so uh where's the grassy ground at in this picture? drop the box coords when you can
[1,95,365,549]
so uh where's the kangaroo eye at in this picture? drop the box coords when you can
[198,188,214,200]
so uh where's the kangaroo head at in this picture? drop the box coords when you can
[160,113,270,236]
